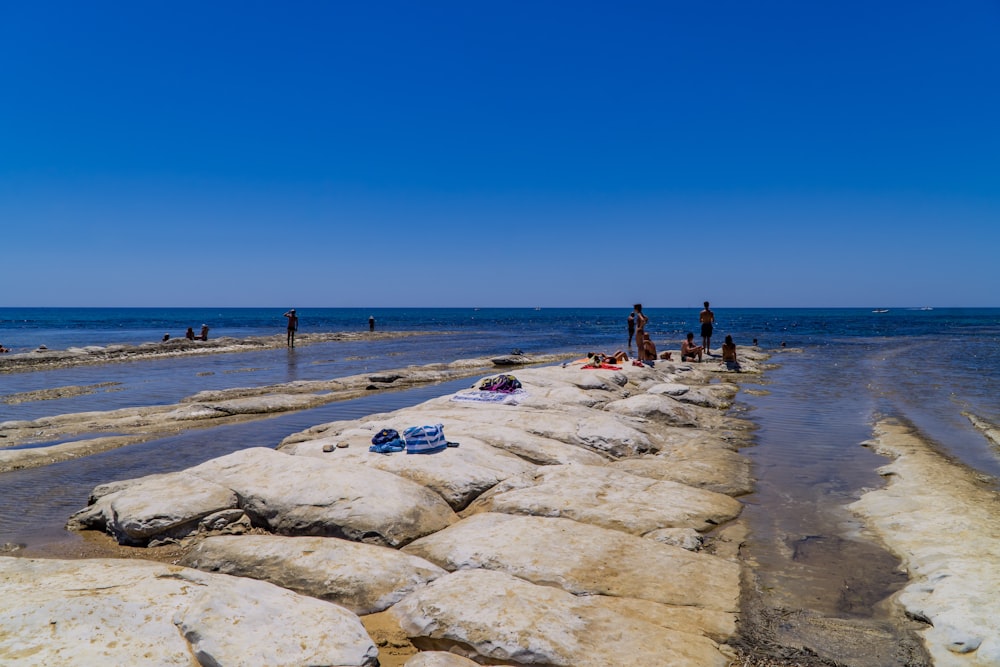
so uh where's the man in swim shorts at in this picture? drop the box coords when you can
[699,301,715,355]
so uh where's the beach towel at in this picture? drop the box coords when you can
[478,374,522,393]
[403,424,448,455]
[369,439,405,454]
[451,389,527,405]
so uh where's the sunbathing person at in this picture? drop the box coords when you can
[681,332,704,362]
[722,334,741,371]
[585,350,628,367]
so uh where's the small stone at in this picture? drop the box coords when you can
[322,443,336,453]
[336,442,349,448]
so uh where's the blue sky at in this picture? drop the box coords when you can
[2,2,998,308]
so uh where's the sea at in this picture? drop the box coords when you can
[2,306,999,635]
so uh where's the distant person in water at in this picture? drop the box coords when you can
[627,311,635,349]
[699,301,715,355]
[284,309,299,347]
[681,332,704,362]
[369,315,375,332]
[722,334,741,371]
[162,333,170,342]
[185,327,195,340]
[0,343,9,353]
[200,324,210,341]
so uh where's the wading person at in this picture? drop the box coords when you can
[284,309,299,347]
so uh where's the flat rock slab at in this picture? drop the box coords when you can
[463,463,743,534]
[69,447,458,548]
[850,421,1000,665]
[611,441,753,497]
[604,393,699,426]
[388,568,730,666]
[282,430,535,511]
[180,534,447,615]
[402,512,739,610]
[0,556,378,666]
[186,448,458,547]
[66,471,238,545]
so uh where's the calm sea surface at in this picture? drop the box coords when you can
[2,307,999,557]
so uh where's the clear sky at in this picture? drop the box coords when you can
[2,2,998,308]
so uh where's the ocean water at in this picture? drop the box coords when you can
[2,307,999,558]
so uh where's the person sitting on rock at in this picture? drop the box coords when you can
[185,327,196,340]
[721,334,741,371]
[681,332,704,362]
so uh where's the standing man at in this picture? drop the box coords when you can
[627,311,636,350]
[369,315,375,332]
[699,301,715,355]
[284,309,299,348]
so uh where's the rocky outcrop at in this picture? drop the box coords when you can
[402,512,740,610]
[59,359,757,664]
[388,568,732,666]
[180,534,447,615]
[0,556,378,666]
[850,420,1000,666]
[462,463,743,534]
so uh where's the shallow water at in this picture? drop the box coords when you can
[0,376,477,549]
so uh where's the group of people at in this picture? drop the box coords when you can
[628,301,742,371]
[162,324,209,342]
[627,303,664,363]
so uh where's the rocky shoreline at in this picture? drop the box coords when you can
[8,343,994,665]
[0,331,440,375]
[2,350,768,665]
[849,420,1000,666]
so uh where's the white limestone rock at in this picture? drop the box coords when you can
[388,568,730,666]
[648,382,691,396]
[463,463,743,534]
[604,393,699,426]
[180,534,447,615]
[66,471,238,545]
[850,421,1000,666]
[402,513,739,610]
[0,556,378,666]
[611,438,753,497]
[185,447,457,547]
[644,526,706,551]
[283,432,535,511]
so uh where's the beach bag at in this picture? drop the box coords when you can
[403,424,448,455]
[371,428,400,446]
[479,374,522,393]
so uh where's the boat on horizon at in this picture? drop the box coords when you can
[872,309,890,313]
